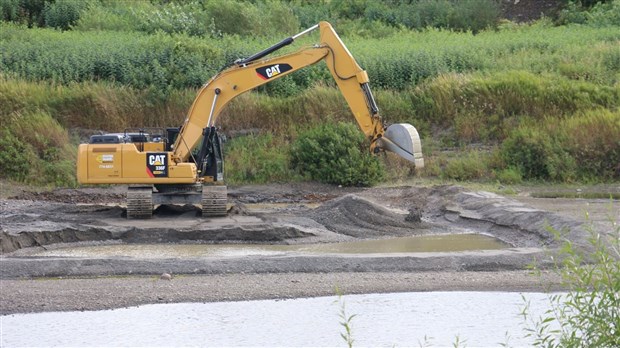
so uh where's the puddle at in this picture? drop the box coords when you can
[244,202,321,211]
[25,234,508,259]
[531,192,620,199]
[0,292,559,347]
[299,233,507,253]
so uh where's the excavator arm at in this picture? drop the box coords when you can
[173,21,423,168]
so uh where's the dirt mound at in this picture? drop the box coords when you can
[309,194,427,238]
[11,188,124,204]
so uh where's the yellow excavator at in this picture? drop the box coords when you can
[77,21,424,218]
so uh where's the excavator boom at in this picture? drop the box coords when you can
[173,21,423,167]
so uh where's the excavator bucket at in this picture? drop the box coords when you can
[377,123,424,168]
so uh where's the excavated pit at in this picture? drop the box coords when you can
[0,203,314,254]
[0,184,596,278]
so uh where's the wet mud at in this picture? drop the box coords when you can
[0,184,600,280]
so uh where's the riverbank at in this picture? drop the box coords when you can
[0,270,563,315]
[1,182,617,315]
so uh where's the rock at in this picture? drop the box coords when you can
[405,207,422,223]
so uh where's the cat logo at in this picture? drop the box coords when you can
[149,155,165,166]
[265,64,281,78]
[256,63,292,80]
[146,153,168,178]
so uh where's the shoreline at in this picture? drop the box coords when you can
[2,183,614,316]
[0,270,563,315]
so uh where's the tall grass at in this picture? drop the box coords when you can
[0,109,76,186]
[1,22,619,97]
[1,0,500,37]
[224,133,296,185]
[0,75,193,129]
[560,109,620,180]
[355,23,620,89]
[2,69,618,185]
[410,71,618,144]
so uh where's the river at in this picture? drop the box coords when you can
[1,291,558,347]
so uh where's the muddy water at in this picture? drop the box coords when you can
[0,292,558,347]
[26,234,508,259]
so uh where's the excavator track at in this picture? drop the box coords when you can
[201,185,227,217]
[126,187,153,219]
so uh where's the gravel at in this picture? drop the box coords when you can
[0,271,563,315]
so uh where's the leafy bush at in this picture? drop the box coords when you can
[449,0,500,33]
[0,0,46,27]
[559,0,620,26]
[131,1,213,37]
[330,18,401,39]
[291,122,384,186]
[73,3,142,33]
[500,125,576,181]
[204,0,299,37]
[405,0,453,29]
[43,0,90,30]
[495,167,523,185]
[586,0,620,26]
[0,128,32,181]
[255,0,300,37]
[442,151,491,181]
[291,1,331,28]
[332,0,499,32]
[0,0,20,22]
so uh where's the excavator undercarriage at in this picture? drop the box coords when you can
[125,184,227,219]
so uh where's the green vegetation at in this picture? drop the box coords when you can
[1,0,500,36]
[224,133,295,185]
[0,109,76,186]
[559,0,620,26]
[0,0,619,187]
[291,123,384,186]
[2,22,619,94]
[334,289,356,348]
[523,215,620,347]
